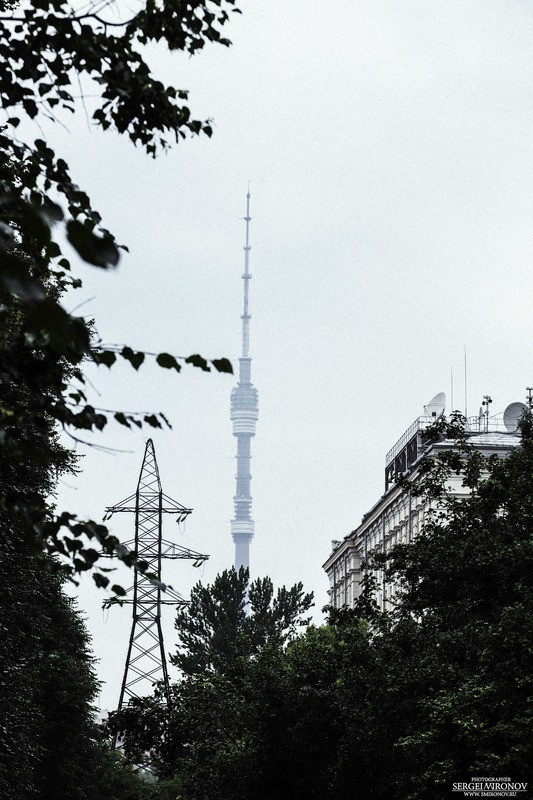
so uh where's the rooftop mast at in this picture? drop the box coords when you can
[230,190,259,571]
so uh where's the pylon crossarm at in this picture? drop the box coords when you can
[103,494,137,520]
[112,539,207,563]
[160,540,209,562]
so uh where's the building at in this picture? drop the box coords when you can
[323,394,525,610]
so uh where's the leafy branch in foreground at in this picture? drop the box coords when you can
[92,344,233,375]
[0,0,241,583]
[0,0,240,153]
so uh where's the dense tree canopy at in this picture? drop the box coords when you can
[108,569,314,786]
[1,2,241,797]
[112,419,533,799]
[172,567,314,677]
[369,414,533,796]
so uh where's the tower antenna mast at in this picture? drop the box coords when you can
[242,187,251,357]
[230,190,259,571]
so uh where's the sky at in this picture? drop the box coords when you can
[34,0,533,709]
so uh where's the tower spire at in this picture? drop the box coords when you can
[241,187,251,359]
[230,190,259,571]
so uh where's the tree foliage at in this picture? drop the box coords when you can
[0,533,125,800]
[172,567,314,677]
[0,276,166,798]
[0,0,238,585]
[1,2,241,797]
[369,413,533,796]
[108,569,315,790]
[112,419,533,798]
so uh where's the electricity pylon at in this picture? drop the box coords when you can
[104,439,208,710]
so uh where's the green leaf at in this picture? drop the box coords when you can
[92,350,117,368]
[211,357,233,374]
[66,220,120,268]
[156,352,181,372]
[41,199,64,223]
[0,254,47,302]
[121,346,145,370]
[47,241,62,258]
[185,354,210,372]
[144,414,162,429]
[27,299,90,358]
[93,573,109,589]
[160,412,172,429]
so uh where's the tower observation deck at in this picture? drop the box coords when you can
[230,190,259,571]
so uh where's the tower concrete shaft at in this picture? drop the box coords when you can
[230,191,259,571]
[104,439,208,714]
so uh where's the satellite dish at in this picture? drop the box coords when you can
[423,392,446,419]
[503,402,527,432]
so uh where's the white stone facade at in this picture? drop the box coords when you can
[323,423,521,611]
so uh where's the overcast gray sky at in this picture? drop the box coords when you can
[45,0,533,709]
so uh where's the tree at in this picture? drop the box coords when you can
[35,585,102,800]
[0,3,242,797]
[109,569,314,795]
[237,620,352,800]
[108,420,533,798]
[0,0,238,587]
[348,413,533,798]
[0,540,125,800]
[172,567,314,677]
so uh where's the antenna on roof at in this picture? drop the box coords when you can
[503,402,527,432]
[450,367,454,411]
[423,392,446,420]
[482,395,492,432]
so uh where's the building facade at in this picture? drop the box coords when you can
[323,397,523,610]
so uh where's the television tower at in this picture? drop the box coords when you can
[230,190,259,571]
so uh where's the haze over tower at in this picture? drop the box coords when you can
[230,190,259,571]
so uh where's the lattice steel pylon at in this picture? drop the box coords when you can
[104,439,208,712]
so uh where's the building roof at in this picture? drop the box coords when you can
[323,424,523,571]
